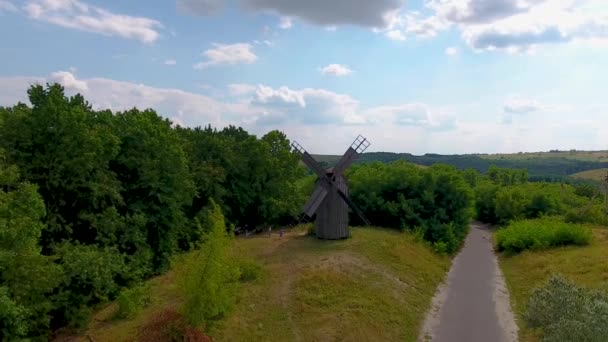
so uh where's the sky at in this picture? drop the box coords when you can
[1,0,608,155]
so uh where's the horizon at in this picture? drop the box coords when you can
[2,0,608,155]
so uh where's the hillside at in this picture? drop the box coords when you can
[314,151,608,180]
[76,226,450,341]
[571,168,608,182]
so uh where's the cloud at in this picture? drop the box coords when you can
[177,0,224,16]
[194,43,257,69]
[49,70,88,92]
[0,71,465,154]
[386,29,406,41]
[428,0,540,24]
[381,0,608,52]
[0,0,17,12]
[164,59,177,65]
[320,64,353,77]
[0,70,257,127]
[362,103,456,130]
[228,83,257,96]
[279,16,293,29]
[503,96,544,114]
[245,0,403,27]
[23,0,163,43]
[247,85,362,125]
[445,47,459,55]
[380,10,450,41]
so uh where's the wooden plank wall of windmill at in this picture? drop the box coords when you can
[316,175,349,239]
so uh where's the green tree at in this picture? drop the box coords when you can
[0,151,61,339]
[177,200,239,328]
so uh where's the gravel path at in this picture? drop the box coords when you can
[419,222,518,342]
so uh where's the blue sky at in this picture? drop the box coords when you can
[1,0,608,154]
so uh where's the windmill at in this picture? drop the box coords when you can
[291,135,371,239]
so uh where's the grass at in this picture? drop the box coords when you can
[497,228,608,341]
[570,168,608,182]
[495,218,592,254]
[73,225,450,342]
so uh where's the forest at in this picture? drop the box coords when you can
[1,84,606,340]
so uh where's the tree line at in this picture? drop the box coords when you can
[0,84,306,339]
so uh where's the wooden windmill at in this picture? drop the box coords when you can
[291,135,371,239]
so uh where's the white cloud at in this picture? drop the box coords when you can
[279,16,293,29]
[49,70,88,92]
[228,83,257,96]
[320,64,353,77]
[23,0,163,43]
[445,47,459,55]
[386,29,406,41]
[504,96,544,114]
[194,43,257,69]
[0,0,17,12]
[164,59,177,65]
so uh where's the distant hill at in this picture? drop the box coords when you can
[312,151,608,181]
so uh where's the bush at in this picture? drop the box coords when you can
[238,260,262,283]
[115,284,150,319]
[347,161,473,253]
[495,218,592,254]
[524,275,608,341]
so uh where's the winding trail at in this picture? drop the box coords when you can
[419,222,518,342]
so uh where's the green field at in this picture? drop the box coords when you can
[498,228,608,341]
[76,226,450,342]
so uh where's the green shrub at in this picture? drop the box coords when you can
[115,284,150,319]
[524,275,608,341]
[176,200,239,329]
[495,218,592,254]
[238,260,262,283]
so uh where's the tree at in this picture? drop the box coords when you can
[177,200,239,328]
[0,151,61,339]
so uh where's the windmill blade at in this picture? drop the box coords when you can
[301,151,329,179]
[302,184,328,217]
[291,140,330,180]
[333,135,370,177]
[332,147,358,177]
[335,188,370,226]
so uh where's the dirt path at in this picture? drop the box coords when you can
[419,222,518,342]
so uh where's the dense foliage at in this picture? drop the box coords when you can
[0,84,305,339]
[347,161,474,253]
[524,275,608,341]
[495,218,592,253]
[471,166,607,226]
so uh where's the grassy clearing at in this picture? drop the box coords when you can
[495,218,592,254]
[75,226,450,342]
[571,168,608,182]
[498,228,608,341]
